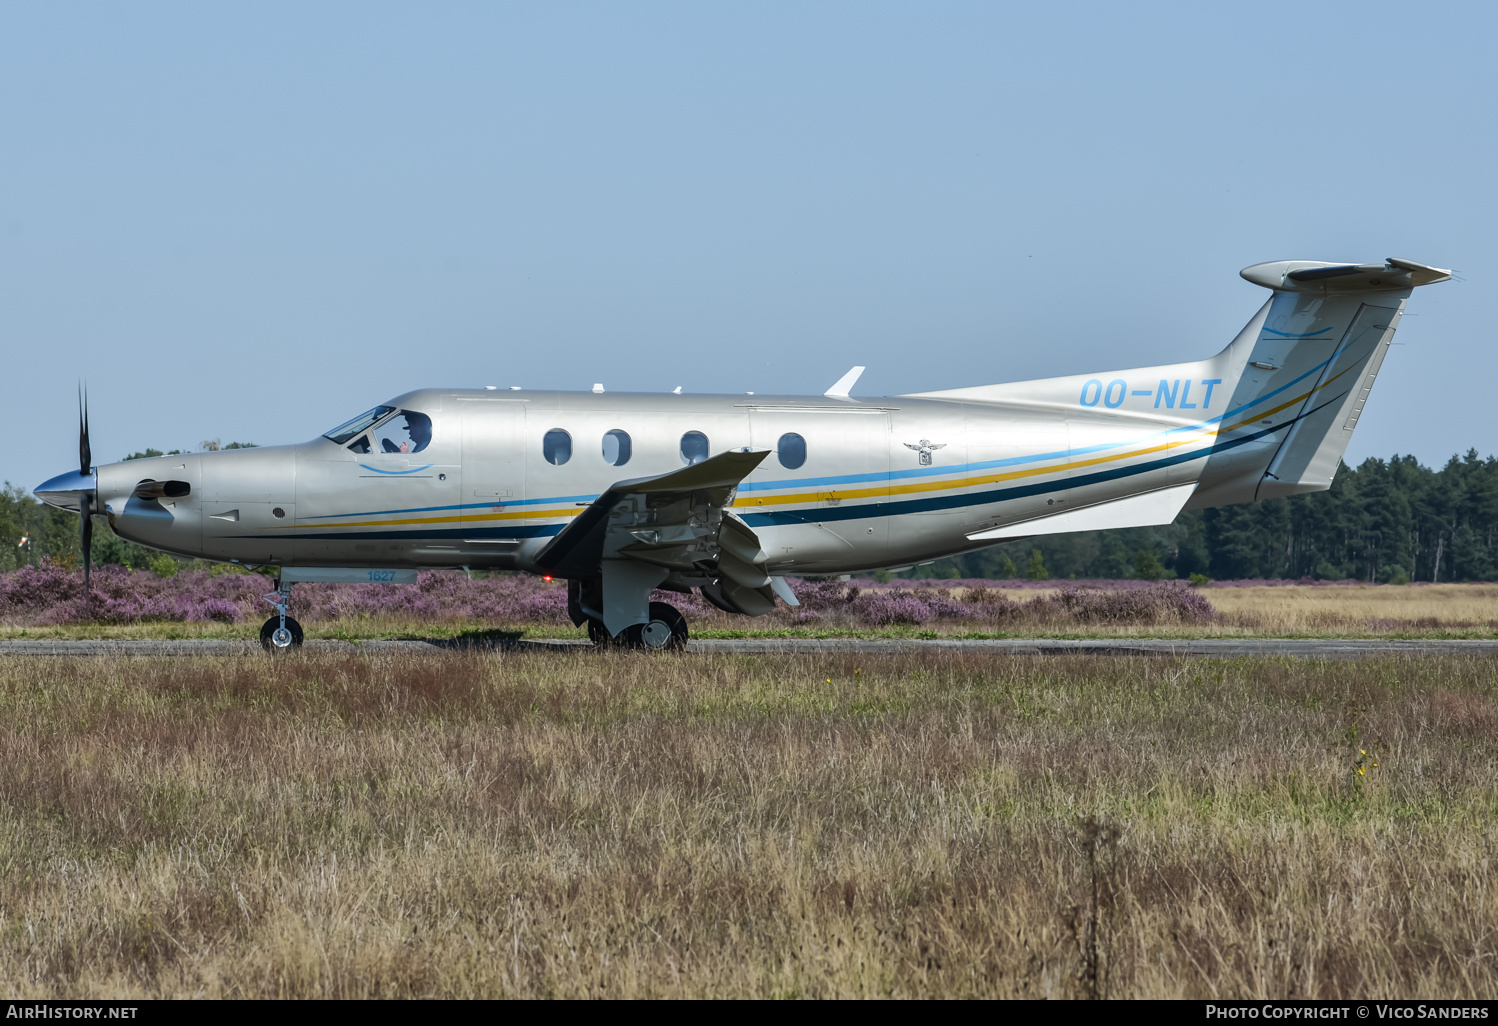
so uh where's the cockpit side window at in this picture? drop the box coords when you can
[324,406,396,445]
[347,435,372,454]
[374,410,434,455]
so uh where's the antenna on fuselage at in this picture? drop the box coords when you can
[823,366,865,399]
[672,386,682,394]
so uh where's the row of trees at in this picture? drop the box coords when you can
[920,451,1498,582]
[2,449,1495,581]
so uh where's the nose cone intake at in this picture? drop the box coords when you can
[35,469,96,511]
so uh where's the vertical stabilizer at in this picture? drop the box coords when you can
[1255,301,1401,499]
[1192,258,1449,507]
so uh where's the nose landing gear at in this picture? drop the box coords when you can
[260,579,304,651]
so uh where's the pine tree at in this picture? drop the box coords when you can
[1027,549,1048,581]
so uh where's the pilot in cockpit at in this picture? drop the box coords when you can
[378,411,433,454]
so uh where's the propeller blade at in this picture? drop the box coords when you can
[78,384,91,478]
[80,491,93,601]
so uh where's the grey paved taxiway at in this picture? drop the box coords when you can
[0,638,1494,659]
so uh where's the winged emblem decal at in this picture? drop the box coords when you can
[903,438,946,466]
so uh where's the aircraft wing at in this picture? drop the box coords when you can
[535,449,771,580]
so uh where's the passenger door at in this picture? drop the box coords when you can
[459,398,527,561]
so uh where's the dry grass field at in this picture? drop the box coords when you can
[0,648,1494,998]
[962,583,1498,638]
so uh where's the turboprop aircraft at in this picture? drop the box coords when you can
[36,257,1451,650]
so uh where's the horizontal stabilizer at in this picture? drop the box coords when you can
[966,483,1197,541]
[1240,258,1451,293]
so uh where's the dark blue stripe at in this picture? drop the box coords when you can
[269,416,1304,541]
[1262,326,1334,339]
[273,415,1301,542]
[743,388,1345,527]
[230,524,564,542]
[286,369,1342,533]
[303,493,596,519]
[306,358,1335,522]
[740,422,1304,527]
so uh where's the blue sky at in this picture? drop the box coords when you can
[2,1,1493,490]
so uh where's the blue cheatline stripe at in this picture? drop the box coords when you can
[739,388,1345,527]
[739,431,1244,527]
[302,492,599,519]
[233,524,566,542]
[257,390,1346,546]
[357,463,435,475]
[302,356,1335,523]
[1261,326,1333,339]
[734,354,1330,492]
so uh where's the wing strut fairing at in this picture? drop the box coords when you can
[966,483,1198,541]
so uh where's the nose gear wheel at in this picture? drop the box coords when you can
[259,615,304,650]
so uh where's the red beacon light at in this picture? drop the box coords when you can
[542,575,553,583]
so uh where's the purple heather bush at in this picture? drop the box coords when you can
[0,564,263,625]
[0,563,1227,629]
[857,594,936,626]
[1047,581,1218,625]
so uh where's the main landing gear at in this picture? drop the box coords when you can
[587,601,689,651]
[260,579,304,651]
[567,574,688,651]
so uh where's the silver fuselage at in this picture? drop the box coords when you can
[97,390,1070,575]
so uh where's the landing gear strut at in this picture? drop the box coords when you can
[260,578,304,651]
[588,601,689,651]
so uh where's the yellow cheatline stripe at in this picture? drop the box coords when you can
[297,368,1354,530]
[286,506,583,530]
[733,429,1216,508]
[733,366,1353,510]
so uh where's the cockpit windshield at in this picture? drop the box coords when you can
[323,406,396,445]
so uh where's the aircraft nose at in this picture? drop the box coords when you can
[35,469,96,512]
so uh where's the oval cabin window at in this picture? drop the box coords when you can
[777,432,807,470]
[602,429,632,467]
[679,431,709,466]
[543,429,572,466]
